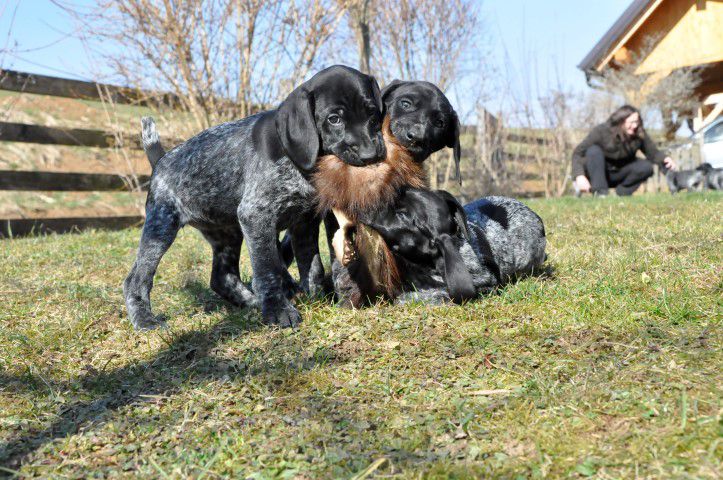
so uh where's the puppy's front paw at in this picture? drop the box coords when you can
[262,299,302,329]
[129,312,167,331]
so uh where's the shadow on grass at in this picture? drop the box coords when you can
[527,262,556,281]
[180,278,232,313]
[494,262,557,291]
[0,286,341,475]
[0,266,559,475]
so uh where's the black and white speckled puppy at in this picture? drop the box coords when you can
[344,192,547,305]
[666,168,705,193]
[124,65,385,330]
[462,196,547,289]
[697,163,723,190]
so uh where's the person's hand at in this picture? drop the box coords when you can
[663,156,677,171]
[575,175,591,193]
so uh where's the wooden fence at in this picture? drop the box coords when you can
[464,118,568,199]
[0,69,184,238]
[0,69,584,238]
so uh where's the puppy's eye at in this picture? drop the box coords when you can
[399,99,412,109]
[434,119,445,128]
[327,114,342,125]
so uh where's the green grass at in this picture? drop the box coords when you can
[1,193,721,478]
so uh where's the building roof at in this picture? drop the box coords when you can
[578,0,658,74]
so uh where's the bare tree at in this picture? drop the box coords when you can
[372,0,477,89]
[346,0,372,73]
[370,0,479,189]
[59,0,347,132]
[482,36,593,199]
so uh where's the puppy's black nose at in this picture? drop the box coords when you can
[405,125,424,142]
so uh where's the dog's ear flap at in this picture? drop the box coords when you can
[381,79,404,107]
[432,190,475,302]
[437,233,476,303]
[436,190,470,241]
[276,87,319,170]
[448,111,462,184]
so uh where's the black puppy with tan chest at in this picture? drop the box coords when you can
[381,80,460,169]
[124,65,385,330]
[279,79,460,276]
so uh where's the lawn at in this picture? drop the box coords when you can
[1,193,721,479]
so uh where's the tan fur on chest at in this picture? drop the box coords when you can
[312,116,427,304]
[312,116,426,221]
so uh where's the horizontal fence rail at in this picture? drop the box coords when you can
[0,170,150,191]
[0,68,181,107]
[504,132,551,146]
[0,121,183,150]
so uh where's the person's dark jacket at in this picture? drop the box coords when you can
[571,122,667,177]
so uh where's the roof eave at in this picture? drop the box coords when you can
[577,0,657,73]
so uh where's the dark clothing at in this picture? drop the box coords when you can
[584,145,654,195]
[571,122,667,178]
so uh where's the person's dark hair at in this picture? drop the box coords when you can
[608,104,644,138]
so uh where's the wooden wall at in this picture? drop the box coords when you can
[625,0,723,74]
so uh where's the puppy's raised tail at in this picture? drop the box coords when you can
[141,116,165,169]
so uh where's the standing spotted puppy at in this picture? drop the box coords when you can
[124,65,385,329]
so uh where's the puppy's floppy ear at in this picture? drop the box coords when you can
[381,79,404,107]
[437,233,476,303]
[276,86,319,170]
[435,190,470,241]
[448,111,462,184]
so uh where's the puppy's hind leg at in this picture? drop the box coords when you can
[123,202,181,330]
[289,213,324,296]
[202,229,258,308]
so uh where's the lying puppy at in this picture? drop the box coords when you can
[697,163,723,190]
[463,196,547,286]
[124,65,385,330]
[279,79,460,283]
[666,168,704,193]
[337,188,475,306]
[335,192,547,305]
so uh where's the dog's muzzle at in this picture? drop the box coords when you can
[348,137,386,166]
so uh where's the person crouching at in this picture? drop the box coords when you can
[572,105,677,196]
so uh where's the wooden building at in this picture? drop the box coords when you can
[578,0,723,131]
